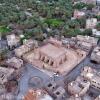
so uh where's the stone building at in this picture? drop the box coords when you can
[75,35,98,46]
[81,66,100,90]
[0,67,14,84]
[68,76,90,96]
[14,39,35,58]
[46,81,57,93]
[86,18,97,29]
[62,35,98,52]
[53,86,66,100]
[6,57,23,69]
[73,10,85,19]
[73,35,98,52]
[6,57,24,80]
[23,39,38,48]
[23,38,86,75]
[24,89,53,100]
[6,34,20,49]
[45,81,65,100]
[91,46,100,64]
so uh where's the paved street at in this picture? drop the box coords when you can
[17,64,51,100]
[0,40,7,49]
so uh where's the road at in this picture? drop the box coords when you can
[17,64,51,100]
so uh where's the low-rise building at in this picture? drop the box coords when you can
[0,93,16,100]
[6,57,23,69]
[14,39,35,58]
[75,35,98,46]
[45,81,66,100]
[68,76,90,96]
[62,35,98,52]
[97,0,100,6]
[53,86,66,100]
[81,66,100,90]
[86,18,97,29]
[46,81,57,93]
[6,57,24,80]
[6,34,20,49]
[23,39,38,48]
[24,89,53,100]
[73,10,85,19]
[77,41,93,52]
[92,29,100,37]
[91,46,100,64]
[0,67,14,84]
[76,35,98,51]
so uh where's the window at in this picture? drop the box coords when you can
[45,58,48,63]
[41,56,45,61]
[46,59,49,63]
[48,83,52,87]
[50,61,54,66]
[56,91,60,95]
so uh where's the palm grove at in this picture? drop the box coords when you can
[0,0,99,40]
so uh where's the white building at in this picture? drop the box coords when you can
[68,76,90,96]
[6,34,20,49]
[97,0,100,6]
[86,18,97,29]
[91,46,100,64]
[0,67,14,84]
[81,66,100,90]
[92,29,100,37]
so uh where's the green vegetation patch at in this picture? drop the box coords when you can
[45,18,64,27]
[0,26,11,33]
[74,2,87,10]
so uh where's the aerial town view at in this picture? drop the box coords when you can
[0,0,100,100]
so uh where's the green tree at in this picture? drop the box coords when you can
[86,4,95,10]
[82,29,92,36]
[74,2,87,10]
[96,15,100,21]
[67,20,80,28]
[76,17,86,28]
[96,23,100,31]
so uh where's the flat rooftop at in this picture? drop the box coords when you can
[39,43,66,59]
